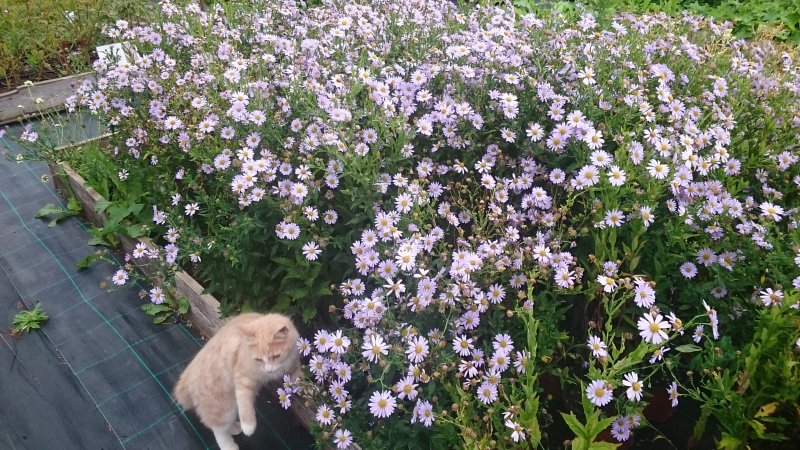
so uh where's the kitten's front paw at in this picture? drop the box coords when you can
[229,421,242,436]
[241,420,256,436]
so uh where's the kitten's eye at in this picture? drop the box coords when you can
[272,354,282,360]
[255,357,264,362]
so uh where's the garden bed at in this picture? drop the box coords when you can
[15,0,800,448]
[47,153,321,435]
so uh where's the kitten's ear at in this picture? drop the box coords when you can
[273,325,290,342]
[239,321,258,342]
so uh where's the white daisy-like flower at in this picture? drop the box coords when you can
[607,165,627,186]
[333,429,353,449]
[622,372,644,401]
[667,382,679,407]
[605,209,626,227]
[323,209,338,224]
[111,269,129,286]
[368,390,396,418]
[679,262,698,279]
[637,313,670,344]
[759,202,784,221]
[361,335,390,363]
[315,404,335,425]
[649,346,670,364]
[277,387,292,409]
[394,376,419,400]
[505,420,526,443]
[597,274,617,293]
[149,286,165,304]
[526,122,544,141]
[405,335,429,364]
[639,205,654,227]
[302,241,321,261]
[633,280,656,308]
[647,159,670,179]
[696,248,717,267]
[577,165,600,187]
[477,381,498,404]
[578,66,596,85]
[328,330,350,354]
[586,379,613,407]
[453,335,474,356]
[184,202,199,216]
[759,288,783,307]
[493,333,514,354]
[587,335,608,358]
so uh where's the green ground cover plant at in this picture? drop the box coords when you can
[10,0,800,448]
[12,303,49,335]
[0,0,153,90]
[514,0,800,43]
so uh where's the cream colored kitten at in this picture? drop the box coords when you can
[174,313,300,450]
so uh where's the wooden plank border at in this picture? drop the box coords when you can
[0,72,94,125]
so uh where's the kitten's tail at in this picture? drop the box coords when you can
[173,376,193,410]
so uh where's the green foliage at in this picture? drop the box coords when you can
[523,0,800,43]
[35,198,81,227]
[12,303,49,335]
[0,0,153,89]
[87,198,146,247]
[141,296,190,324]
[685,296,800,448]
[561,409,619,450]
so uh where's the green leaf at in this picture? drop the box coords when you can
[315,283,332,297]
[588,442,620,450]
[141,303,173,316]
[126,202,144,216]
[153,313,170,324]
[67,196,82,213]
[718,434,743,450]
[561,412,588,439]
[94,198,112,213]
[675,344,702,353]
[589,415,617,440]
[35,203,78,227]
[572,437,589,450]
[271,256,295,268]
[88,236,110,246]
[125,224,146,238]
[629,255,640,272]
[302,306,317,323]
[35,203,63,218]
[285,286,310,299]
[76,253,102,271]
[274,294,292,311]
[178,297,190,315]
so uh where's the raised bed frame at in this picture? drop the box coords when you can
[0,72,94,125]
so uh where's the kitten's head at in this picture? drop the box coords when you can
[240,314,298,373]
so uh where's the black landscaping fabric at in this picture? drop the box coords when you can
[1,117,314,449]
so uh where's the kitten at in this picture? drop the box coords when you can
[173,313,301,450]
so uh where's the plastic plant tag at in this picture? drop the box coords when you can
[96,42,140,65]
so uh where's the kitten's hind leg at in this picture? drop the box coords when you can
[229,420,243,436]
[211,426,239,450]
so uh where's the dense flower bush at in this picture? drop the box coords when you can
[23,0,800,448]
